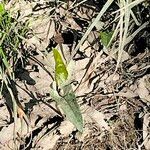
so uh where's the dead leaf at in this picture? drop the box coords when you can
[143,113,150,150]
[82,105,110,131]
[136,75,150,103]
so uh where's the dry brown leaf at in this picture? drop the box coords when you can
[35,133,60,150]
[0,118,30,149]
[82,105,110,131]
[103,47,130,62]
[143,113,150,150]
[136,75,150,103]
[35,120,74,150]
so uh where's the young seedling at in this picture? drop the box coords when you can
[50,48,83,133]
[100,31,114,48]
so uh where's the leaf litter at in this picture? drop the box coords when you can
[0,0,150,149]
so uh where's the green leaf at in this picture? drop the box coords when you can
[50,84,83,133]
[0,3,5,15]
[62,91,83,132]
[0,3,5,23]
[51,48,83,132]
[100,31,113,47]
[0,46,12,76]
[53,48,68,86]
[0,46,10,69]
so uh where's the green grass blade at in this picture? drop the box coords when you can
[0,2,5,15]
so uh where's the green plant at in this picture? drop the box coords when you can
[0,2,30,148]
[50,48,83,132]
[100,31,114,48]
[0,2,28,78]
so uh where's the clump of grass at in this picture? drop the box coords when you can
[0,2,30,149]
[73,0,147,71]
[0,2,29,78]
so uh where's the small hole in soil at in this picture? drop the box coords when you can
[134,37,147,56]
[62,30,74,44]
[46,93,50,97]
[134,113,143,130]
[109,115,119,121]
